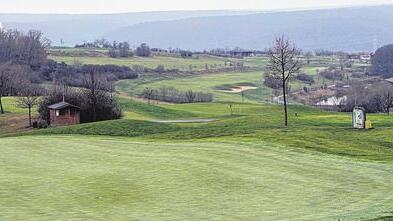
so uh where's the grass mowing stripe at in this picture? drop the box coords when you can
[1,136,393,220]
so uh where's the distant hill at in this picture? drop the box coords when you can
[105,5,393,51]
[0,11,257,46]
[2,5,393,51]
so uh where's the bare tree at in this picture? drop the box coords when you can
[305,52,312,65]
[0,63,25,114]
[185,90,196,103]
[0,29,49,69]
[82,69,110,122]
[17,86,41,127]
[143,88,155,105]
[266,36,302,126]
[383,91,393,115]
[0,63,11,114]
[152,87,212,104]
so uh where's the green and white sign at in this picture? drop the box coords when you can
[352,107,366,129]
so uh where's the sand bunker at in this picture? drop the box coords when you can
[220,86,257,93]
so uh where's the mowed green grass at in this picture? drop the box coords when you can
[51,50,335,103]
[20,101,393,163]
[1,50,392,220]
[117,71,272,103]
[50,54,241,71]
[116,64,333,104]
[118,97,197,120]
[2,98,393,220]
[1,135,393,220]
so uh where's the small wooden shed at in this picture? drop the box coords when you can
[48,102,80,127]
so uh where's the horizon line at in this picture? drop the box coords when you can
[0,3,391,15]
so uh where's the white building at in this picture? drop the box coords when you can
[359,54,372,63]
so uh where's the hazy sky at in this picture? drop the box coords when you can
[0,0,392,14]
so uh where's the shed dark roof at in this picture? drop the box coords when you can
[385,78,393,84]
[48,102,80,110]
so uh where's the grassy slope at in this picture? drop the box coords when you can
[117,71,271,103]
[19,101,393,163]
[118,97,197,120]
[50,54,240,71]
[2,97,393,220]
[1,135,393,221]
[51,52,336,103]
[51,53,272,103]
[2,53,392,220]
[155,103,393,163]
[115,62,334,104]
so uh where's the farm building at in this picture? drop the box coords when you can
[229,50,254,57]
[48,101,80,127]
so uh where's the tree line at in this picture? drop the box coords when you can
[0,29,124,127]
[38,76,122,127]
[142,87,213,104]
[0,29,49,116]
[75,39,152,58]
[341,82,393,113]
[41,60,138,87]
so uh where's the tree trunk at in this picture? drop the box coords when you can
[28,106,32,127]
[90,72,97,122]
[283,83,288,127]
[282,79,288,127]
[92,97,97,122]
[0,95,4,114]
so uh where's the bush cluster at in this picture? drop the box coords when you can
[38,87,122,124]
[319,67,344,81]
[40,60,138,87]
[296,73,315,84]
[342,83,393,113]
[142,87,213,104]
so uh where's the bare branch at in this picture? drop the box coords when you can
[264,35,303,126]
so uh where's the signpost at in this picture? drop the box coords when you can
[352,107,366,129]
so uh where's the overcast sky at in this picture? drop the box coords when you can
[0,0,392,14]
